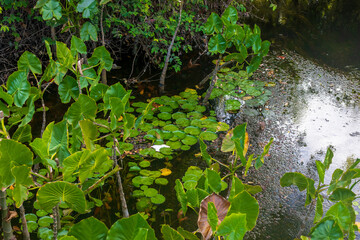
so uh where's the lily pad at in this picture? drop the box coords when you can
[151,194,166,204]
[144,188,158,197]
[182,135,198,146]
[158,106,173,113]
[144,134,156,141]
[166,101,179,109]
[158,112,172,120]
[166,141,182,150]
[139,160,151,168]
[163,124,179,132]
[161,131,174,140]
[139,123,153,132]
[181,103,196,111]
[195,105,206,113]
[133,190,144,197]
[200,131,218,141]
[184,126,201,136]
[172,112,187,119]
[191,119,203,128]
[160,147,173,155]
[132,102,148,108]
[176,118,191,127]
[181,145,191,151]
[155,178,169,185]
[187,111,203,119]
[173,130,186,139]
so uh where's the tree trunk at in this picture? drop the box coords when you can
[1,190,15,240]
[202,54,222,104]
[159,2,183,93]
[19,205,30,240]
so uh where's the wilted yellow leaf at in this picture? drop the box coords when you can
[160,168,172,176]
[242,96,253,100]
[243,132,249,157]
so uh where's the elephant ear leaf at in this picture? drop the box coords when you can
[37,181,86,213]
[68,216,108,240]
[280,172,308,191]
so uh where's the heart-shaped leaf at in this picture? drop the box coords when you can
[18,51,42,74]
[69,216,108,240]
[7,71,30,107]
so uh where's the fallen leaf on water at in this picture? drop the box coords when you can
[160,168,172,176]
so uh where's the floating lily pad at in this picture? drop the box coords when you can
[139,148,156,156]
[136,107,145,113]
[153,139,164,145]
[158,106,173,113]
[172,112,187,119]
[133,190,144,197]
[132,176,154,187]
[225,99,242,111]
[140,185,148,191]
[173,130,186,139]
[139,123,153,132]
[166,101,179,109]
[152,152,165,159]
[169,136,179,141]
[143,114,154,120]
[148,128,161,137]
[163,124,179,132]
[181,103,196,111]
[187,111,203,119]
[182,135,198,145]
[139,160,151,168]
[216,122,230,132]
[160,95,172,102]
[181,145,191,151]
[151,194,166,204]
[195,105,206,113]
[132,102,148,108]
[161,131,173,140]
[130,129,139,137]
[129,166,141,171]
[191,119,203,128]
[176,118,190,127]
[200,131,218,141]
[144,188,158,197]
[158,112,172,120]
[160,147,173,155]
[136,197,151,211]
[154,98,166,105]
[144,134,156,141]
[184,126,201,136]
[118,142,134,151]
[155,178,169,185]
[166,141,182,150]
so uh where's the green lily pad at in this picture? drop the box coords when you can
[160,147,173,155]
[181,103,196,111]
[136,107,145,113]
[139,160,151,168]
[184,126,201,136]
[132,102,148,108]
[155,178,169,185]
[195,105,206,113]
[139,148,156,156]
[132,176,154,187]
[144,188,158,197]
[173,131,186,139]
[133,190,144,197]
[181,145,191,151]
[152,152,165,159]
[144,134,156,141]
[151,194,166,204]
[158,106,173,113]
[166,141,182,150]
[163,124,179,132]
[139,123,153,132]
[172,112,187,119]
[153,139,164,145]
[200,131,218,141]
[162,131,174,140]
[143,114,154,120]
[225,99,242,111]
[182,135,198,146]
[187,111,203,119]
[191,119,203,128]
[166,101,179,109]
[158,112,172,120]
[176,118,191,127]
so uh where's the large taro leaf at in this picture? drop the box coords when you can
[208,34,227,54]
[18,51,42,75]
[13,125,32,143]
[79,119,98,151]
[216,213,247,240]
[103,83,128,109]
[49,120,70,165]
[80,22,98,41]
[37,181,86,213]
[310,219,343,240]
[66,94,97,126]
[221,6,238,25]
[325,201,351,232]
[19,95,36,127]
[204,12,223,34]
[57,41,74,70]
[0,139,33,189]
[227,190,259,230]
[88,46,113,71]
[68,216,108,240]
[76,0,98,18]
[106,213,156,240]
[41,0,62,20]
[7,71,30,107]
[70,35,87,56]
[161,225,184,240]
[11,165,33,207]
[198,193,230,240]
[324,147,334,170]
[329,188,356,202]
[228,176,244,202]
[58,76,79,103]
[280,172,308,192]
[205,169,222,193]
[175,179,188,215]
[90,83,109,101]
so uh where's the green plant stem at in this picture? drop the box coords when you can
[112,137,129,218]
[202,54,222,104]
[0,190,15,240]
[84,165,121,195]
[19,204,30,240]
[159,1,183,93]
[30,171,51,182]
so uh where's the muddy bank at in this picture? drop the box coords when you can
[236,48,360,239]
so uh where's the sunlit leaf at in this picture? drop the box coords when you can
[68,216,108,240]
[7,71,30,107]
[216,213,247,240]
[161,225,184,240]
[18,51,42,75]
[80,22,98,41]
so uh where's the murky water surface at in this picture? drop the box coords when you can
[240,49,360,239]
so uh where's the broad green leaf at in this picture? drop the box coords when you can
[234,140,247,166]
[329,188,356,201]
[221,6,238,25]
[161,225,184,240]
[35,0,49,9]
[216,213,247,240]
[13,125,32,143]
[7,71,30,107]
[208,34,227,54]
[18,51,42,74]
[0,86,13,106]
[244,154,254,176]
[88,46,113,71]
[177,227,199,240]
[106,213,156,240]
[76,0,98,18]
[175,179,188,215]
[134,228,149,240]
[206,169,222,193]
[54,61,68,84]
[42,0,62,20]
[80,22,98,41]
[38,216,54,227]
[80,65,98,88]
[79,120,98,151]
[69,216,108,240]
[311,219,343,240]
[324,147,334,170]
[305,178,316,206]
[228,191,259,230]
[316,160,325,184]
[246,55,262,74]
[57,41,74,69]
[314,195,323,223]
[103,83,128,109]
[40,60,56,84]
[110,97,124,119]
[251,35,261,54]
[30,122,54,161]
[244,184,262,195]
[224,53,244,63]
[66,94,97,125]
[19,95,36,127]
[11,165,33,207]
[37,181,86,213]
[0,140,33,189]
[199,139,212,166]
[260,40,271,57]
[221,129,235,152]
[58,76,79,103]
[207,202,218,232]
[204,13,223,34]
[228,177,244,202]
[13,184,28,208]
[326,201,351,231]
[90,84,108,101]
[71,36,87,56]
[62,151,83,182]
[280,172,308,191]
[49,120,70,165]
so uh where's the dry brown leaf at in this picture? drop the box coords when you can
[6,210,18,221]
[197,193,230,240]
